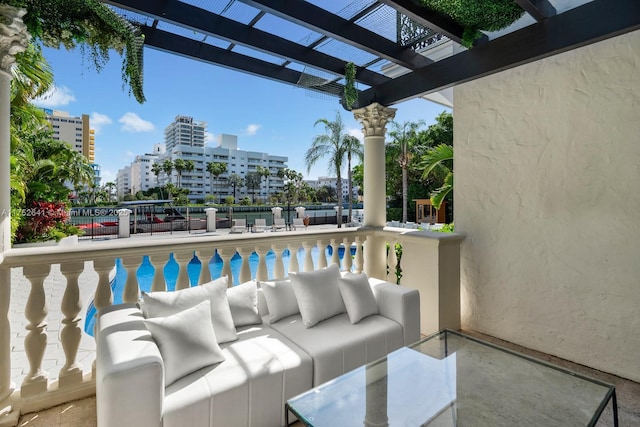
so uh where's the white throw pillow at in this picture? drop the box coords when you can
[290,264,345,328]
[259,278,299,324]
[144,301,225,387]
[227,281,262,327]
[141,275,237,344]
[338,272,379,324]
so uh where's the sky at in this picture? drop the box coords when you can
[35,45,451,184]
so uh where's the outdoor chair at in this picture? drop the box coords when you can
[230,218,246,233]
[254,218,268,232]
[272,218,286,231]
[292,218,306,231]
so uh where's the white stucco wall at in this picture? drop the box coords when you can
[455,30,640,382]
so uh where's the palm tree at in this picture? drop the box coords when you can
[184,160,195,183]
[245,172,262,203]
[342,135,363,223]
[151,162,164,199]
[104,182,116,203]
[387,120,425,223]
[419,144,453,210]
[162,159,174,185]
[206,162,227,203]
[306,111,351,228]
[256,165,271,200]
[173,158,186,188]
[228,173,244,203]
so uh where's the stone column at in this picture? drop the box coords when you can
[353,103,396,279]
[0,3,29,407]
[205,207,217,232]
[117,208,131,238]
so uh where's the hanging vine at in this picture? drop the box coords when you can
[5,0,146,103]
[418,0,524,47]
[343,61,358,111]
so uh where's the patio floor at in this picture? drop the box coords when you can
[15,330,639,427]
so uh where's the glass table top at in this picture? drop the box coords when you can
[286,329,617,427]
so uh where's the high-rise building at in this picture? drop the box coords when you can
[116,166,131,199]
[164,115,206,150]
[43,109,100,185]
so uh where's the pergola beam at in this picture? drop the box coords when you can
[105,0,390,87]
[140,27,346,98]
[237,0,432,69]
[514,0,557,22]
[359,0,640,106]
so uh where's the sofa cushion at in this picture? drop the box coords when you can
[162,323,313,427]
[259,278,299,324]
[269,313,404,386]
[140,276,237,344]
[227,281,262,327]
[290,264,345,328]
[144,301,225,386]
[338,272,379,324]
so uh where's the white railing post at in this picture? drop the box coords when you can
[117,209,131,238]
[174,251,193,290]
[59,262,85,387]
[287,243,300,274]
[255,245,269,282]
[329,239,340,269]
[195,249,214,285]
[354,236,364,274]
[0,267,14,404]
[342,237,353,272]
[205,208,217,232]
[302,242,314,272]
[386,238,398,283]
[316,240,328,269]
[237,247,253,284]
[121,256,141,303]
[271,243,287,279]
[217,248,235,285]
[21,264,51,397]
[149,254,168,292]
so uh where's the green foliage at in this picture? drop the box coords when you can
[385,242,403,284]
[386,207,402,221]
[343,62,357,111]
[240,197,251,206]
[225,196,235,205]
[419,0,524,47]
[433,222,454,233]
[8,0,146,102]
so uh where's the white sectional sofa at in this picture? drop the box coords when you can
[96,265,420,427]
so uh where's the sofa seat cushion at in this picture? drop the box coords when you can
[163,323,312,427]
[269,313,403,386]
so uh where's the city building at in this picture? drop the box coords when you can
[164,115,206,150]
[305,176,359,202]
[42,109,101,186]
[116,166,131,199]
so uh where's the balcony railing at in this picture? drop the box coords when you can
[0,226,462,418]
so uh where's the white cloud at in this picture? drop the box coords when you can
[205,132,215,144]
[244,124,261,136]
[90,112,112,134]
[118,112,154,132]
[125,151,135,158]
[347,127,364,141]
[34,85,76,107]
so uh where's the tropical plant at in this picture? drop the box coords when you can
[228,173,244,202]
[151,162,163,198]
[387,120,425,223]
[419,144,453,210]
[245,172,261,203]
[277,168,303,223]
[6,0,146,102]
[418,0,524,47]
[206,161,227,202]
[162,159,174,185]
[343,62,357,110]
[256,165,271,200]
[173,158,186,188]
[342,135,363,223]
[306,111,352,227]
[184,160,195,181]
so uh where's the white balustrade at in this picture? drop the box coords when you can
[1,227,461,416]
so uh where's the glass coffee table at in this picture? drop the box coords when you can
[286,329,618,426]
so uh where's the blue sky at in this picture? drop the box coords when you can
[35,45,450,183]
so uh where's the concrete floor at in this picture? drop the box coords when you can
[16,331,639,427]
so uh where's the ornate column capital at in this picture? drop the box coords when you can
[352,102,397,137]
[0,5,29,74]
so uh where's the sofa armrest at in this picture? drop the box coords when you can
[369,279,420,346]
[96,303,164,427]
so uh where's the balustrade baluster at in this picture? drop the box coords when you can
[93,258,115,311]
[174,251,193,290]
[271,244,287,279]
[237,247,253,284]
[195,249,214,285]
[59,262,84,387]
[21,264,51,396]
[217,248,235,285]
[0,267,11,402]
[330,239,340,269]
[121,256,141,303]
[255,246,270,282]
[316,240,328,269]
[354,237,364,274]
[149,254,167,292]
[386,239,398,283]
[287,243,300,274]
[342,238,353,272]
[302,242,315,272]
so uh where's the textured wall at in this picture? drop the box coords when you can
[455,30,640,381]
